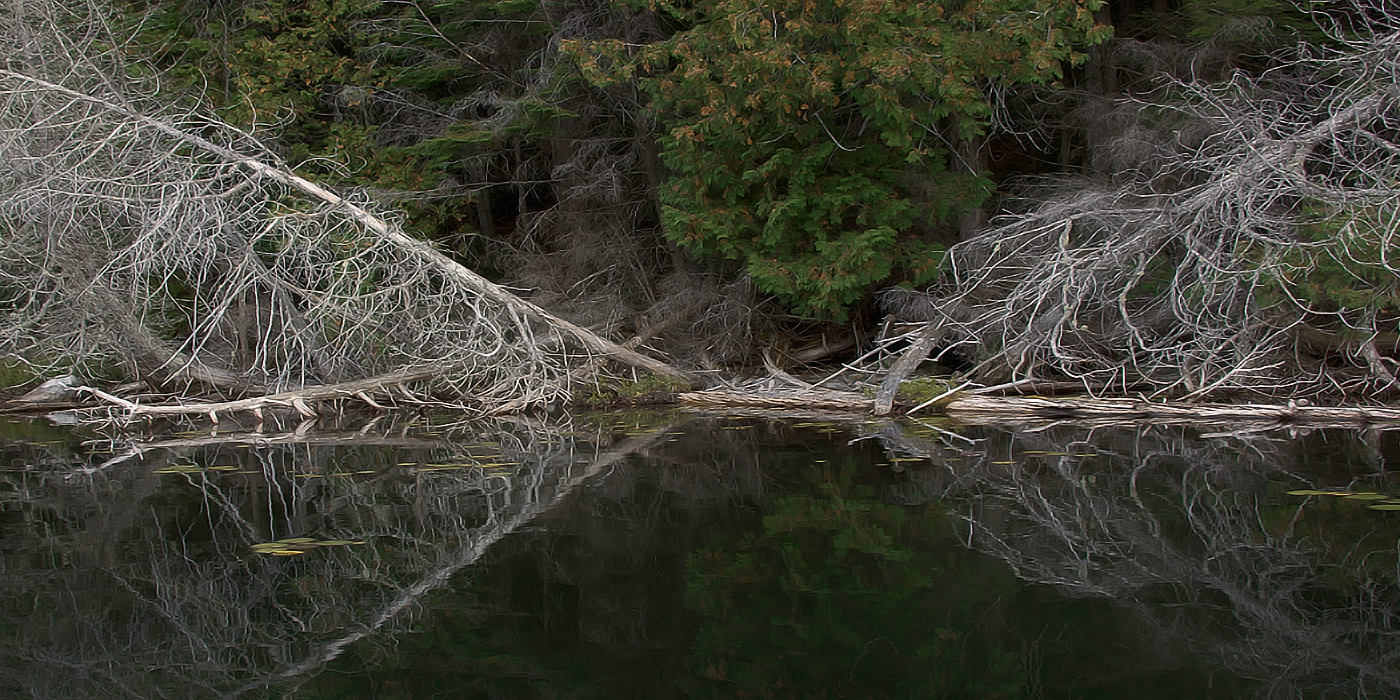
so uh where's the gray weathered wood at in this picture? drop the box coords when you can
[873,325,939,415]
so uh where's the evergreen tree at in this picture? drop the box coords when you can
[573,0,1110,320]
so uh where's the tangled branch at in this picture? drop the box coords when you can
[889,6,1400,399]
[0,0,691,413]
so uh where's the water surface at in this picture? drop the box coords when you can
[1,412,1397,698]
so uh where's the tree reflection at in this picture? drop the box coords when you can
[5,414,1400,698]
[0,412,672,698]
[870,420,1400,699]
[684,456,1025,699]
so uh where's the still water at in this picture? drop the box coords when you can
[1,411,1398,699]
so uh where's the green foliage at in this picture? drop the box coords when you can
[684,457,1025,698]
[0,358,38,391]
[570,0,1108,320]
[123,0,390,157]
[1179,0,1329,44]
[119,0,565,240]
[894,374,957,403]
[575,373,688,405]
[1260,203,1400,321]
[299,611,606,699]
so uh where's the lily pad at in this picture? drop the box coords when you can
[153,464,206,474]
[252,537,366,554]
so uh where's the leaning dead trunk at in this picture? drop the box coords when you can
[0,5,693,414]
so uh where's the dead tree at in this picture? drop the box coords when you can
[885,2,1400,400]
[0,0,692,416]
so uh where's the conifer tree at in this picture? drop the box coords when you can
[573,0,1109,319]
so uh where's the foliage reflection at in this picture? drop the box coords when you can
[685,456,1023,698]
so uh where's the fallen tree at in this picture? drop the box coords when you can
[0,0,693,415]
[883,2,1400,401]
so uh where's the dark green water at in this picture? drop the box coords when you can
[2,412,1398,699]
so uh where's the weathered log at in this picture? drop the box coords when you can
[681,385,1400,429]
[941,394,1400,427]
[89,363,457,421]
[873,325,939,415]
[680,386,873,412]
[790,336,856,364]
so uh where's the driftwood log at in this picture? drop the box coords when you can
[680,386,873,412]
[681,386,1400,428]
[81,364,457,423]
[940,395,1400,428]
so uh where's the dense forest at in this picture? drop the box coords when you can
[3,0,1400,411]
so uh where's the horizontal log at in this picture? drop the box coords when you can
[680,387,873,412]
[941,395,1400,427]
[100,364,458,420]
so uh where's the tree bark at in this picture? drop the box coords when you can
[873,325,939,415]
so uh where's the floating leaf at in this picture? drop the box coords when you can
[154,464,204,473]
[1368,504,1400,511]
[1344,493,1389,500]
[253,537,366,554]
[1286,490,1329,496]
